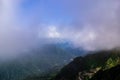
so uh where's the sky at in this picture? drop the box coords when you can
[0,0,120,58]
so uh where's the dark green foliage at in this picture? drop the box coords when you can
[53,49,120,80]
[0,44,84,80]
[90,65,120,80]
[0,48,120,80]
[24,68,59,80]
[104,57,120,69]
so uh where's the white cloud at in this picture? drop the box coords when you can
[0,0,39,59]
[0,0,120,59]
[49,0,120,51]
[48,26,61,38]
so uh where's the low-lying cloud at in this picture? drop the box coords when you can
[0,0,120,59]
[54,0,120,51]
[0,0,39,59]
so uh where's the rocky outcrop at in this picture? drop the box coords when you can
[90,65,120,80]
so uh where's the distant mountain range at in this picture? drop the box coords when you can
[0,43,86,80]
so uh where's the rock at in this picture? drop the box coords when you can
[90,65,120,80]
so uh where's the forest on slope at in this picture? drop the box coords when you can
[47,49,120,80]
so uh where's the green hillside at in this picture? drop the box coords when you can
[52,49,120,80]
[0,44,85,80]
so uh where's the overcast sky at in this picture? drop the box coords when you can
[0,0,120,58]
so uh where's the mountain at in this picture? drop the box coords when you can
[0,43,86,80]
[53,49,120,80]
[90,64,120,80]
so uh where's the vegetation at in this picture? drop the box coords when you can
[52,49,120,80]
[0,44,84,80]
[1,49,119,80]
[84,50,120,80]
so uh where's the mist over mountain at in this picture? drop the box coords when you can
[0,43,86,80]
[0,0,120,59]
[53,49,120,80]
[0,0,120,80]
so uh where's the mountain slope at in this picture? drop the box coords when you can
[90,64,120,80]
[53,49,120,80]
[0,43,85,80]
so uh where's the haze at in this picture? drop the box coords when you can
[0,0,120,59]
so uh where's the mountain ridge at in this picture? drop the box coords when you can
[0,43,86,80]
[53,49,120,80]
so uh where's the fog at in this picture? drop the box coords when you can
[0,0,39,59]
[0,0,120,59]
